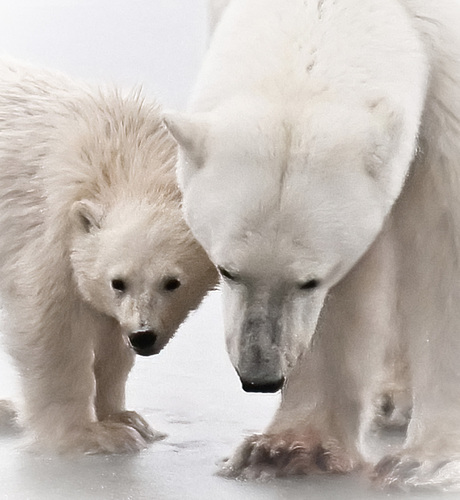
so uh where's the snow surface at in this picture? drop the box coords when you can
[0,1,456,499]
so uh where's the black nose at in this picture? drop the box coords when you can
[240,377,285,393]
[128,330,158,356]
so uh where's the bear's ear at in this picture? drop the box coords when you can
[365,98,404,182]
[71,200,104,233]
[367,98,402,133]
[163,112,208,167]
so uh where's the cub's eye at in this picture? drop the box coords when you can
[299,279,320,291]
[111,278,127,292]
[164,277,181,292]
[218,266,238,282]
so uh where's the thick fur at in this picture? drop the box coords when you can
[0,58,217,454]
[207,0,232,35]
[165,0,460,491]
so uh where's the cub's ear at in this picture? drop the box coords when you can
[163,111,208,167]
[71,200,103,233]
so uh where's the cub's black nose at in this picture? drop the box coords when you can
[240,377,285,393]
[128,330,158,356]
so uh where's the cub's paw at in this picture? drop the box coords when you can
[374,454,460,492]
[220,430,362,479]
[103,411,166,443]
[68,419,159,455]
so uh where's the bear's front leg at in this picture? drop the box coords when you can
[220,338,368,479]
[373,321,460,491]
[371,212,460,492]
[222,233,395,479]
[94,318,165,444]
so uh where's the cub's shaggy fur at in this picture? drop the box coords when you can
[0,58,217,454]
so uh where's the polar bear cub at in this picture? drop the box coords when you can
[0,58,217,454]
[166,0,460,491]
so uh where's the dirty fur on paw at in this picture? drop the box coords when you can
[220,430,362,480]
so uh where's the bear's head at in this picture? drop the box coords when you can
[164,94,423,391]
[69,197,217,356]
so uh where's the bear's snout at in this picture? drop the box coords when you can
[240,377,285,393]
[128,330,158,356]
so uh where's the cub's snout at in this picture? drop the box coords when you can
[128,330,158,356]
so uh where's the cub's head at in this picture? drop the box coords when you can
[69,198,217,356]
[165,96,420,391]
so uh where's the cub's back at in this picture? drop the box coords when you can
[0,59,85,271]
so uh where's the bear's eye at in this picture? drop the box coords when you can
[299,279,320,291]
[111,278,127,293]
[164,277,181,292]
[218,266,238,282]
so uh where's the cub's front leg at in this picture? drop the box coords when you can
[94,317,165,445]
[11,302,154,454]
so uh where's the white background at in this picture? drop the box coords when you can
[0,1,454,499]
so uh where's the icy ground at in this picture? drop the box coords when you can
[0,1,457,499]
[0,291,456,500]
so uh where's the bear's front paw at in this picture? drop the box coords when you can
[220,430,362,479]
[374,454,460,492]
[103,410,166,443]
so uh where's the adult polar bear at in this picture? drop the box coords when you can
[0,59,217,454]
[165,0,460,490]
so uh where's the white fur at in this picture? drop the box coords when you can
[207,0,232,35]
[165,0,460,490]
[0,58,217,454]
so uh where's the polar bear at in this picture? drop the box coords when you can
[165,0,460,490]
[0,58,217,454]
